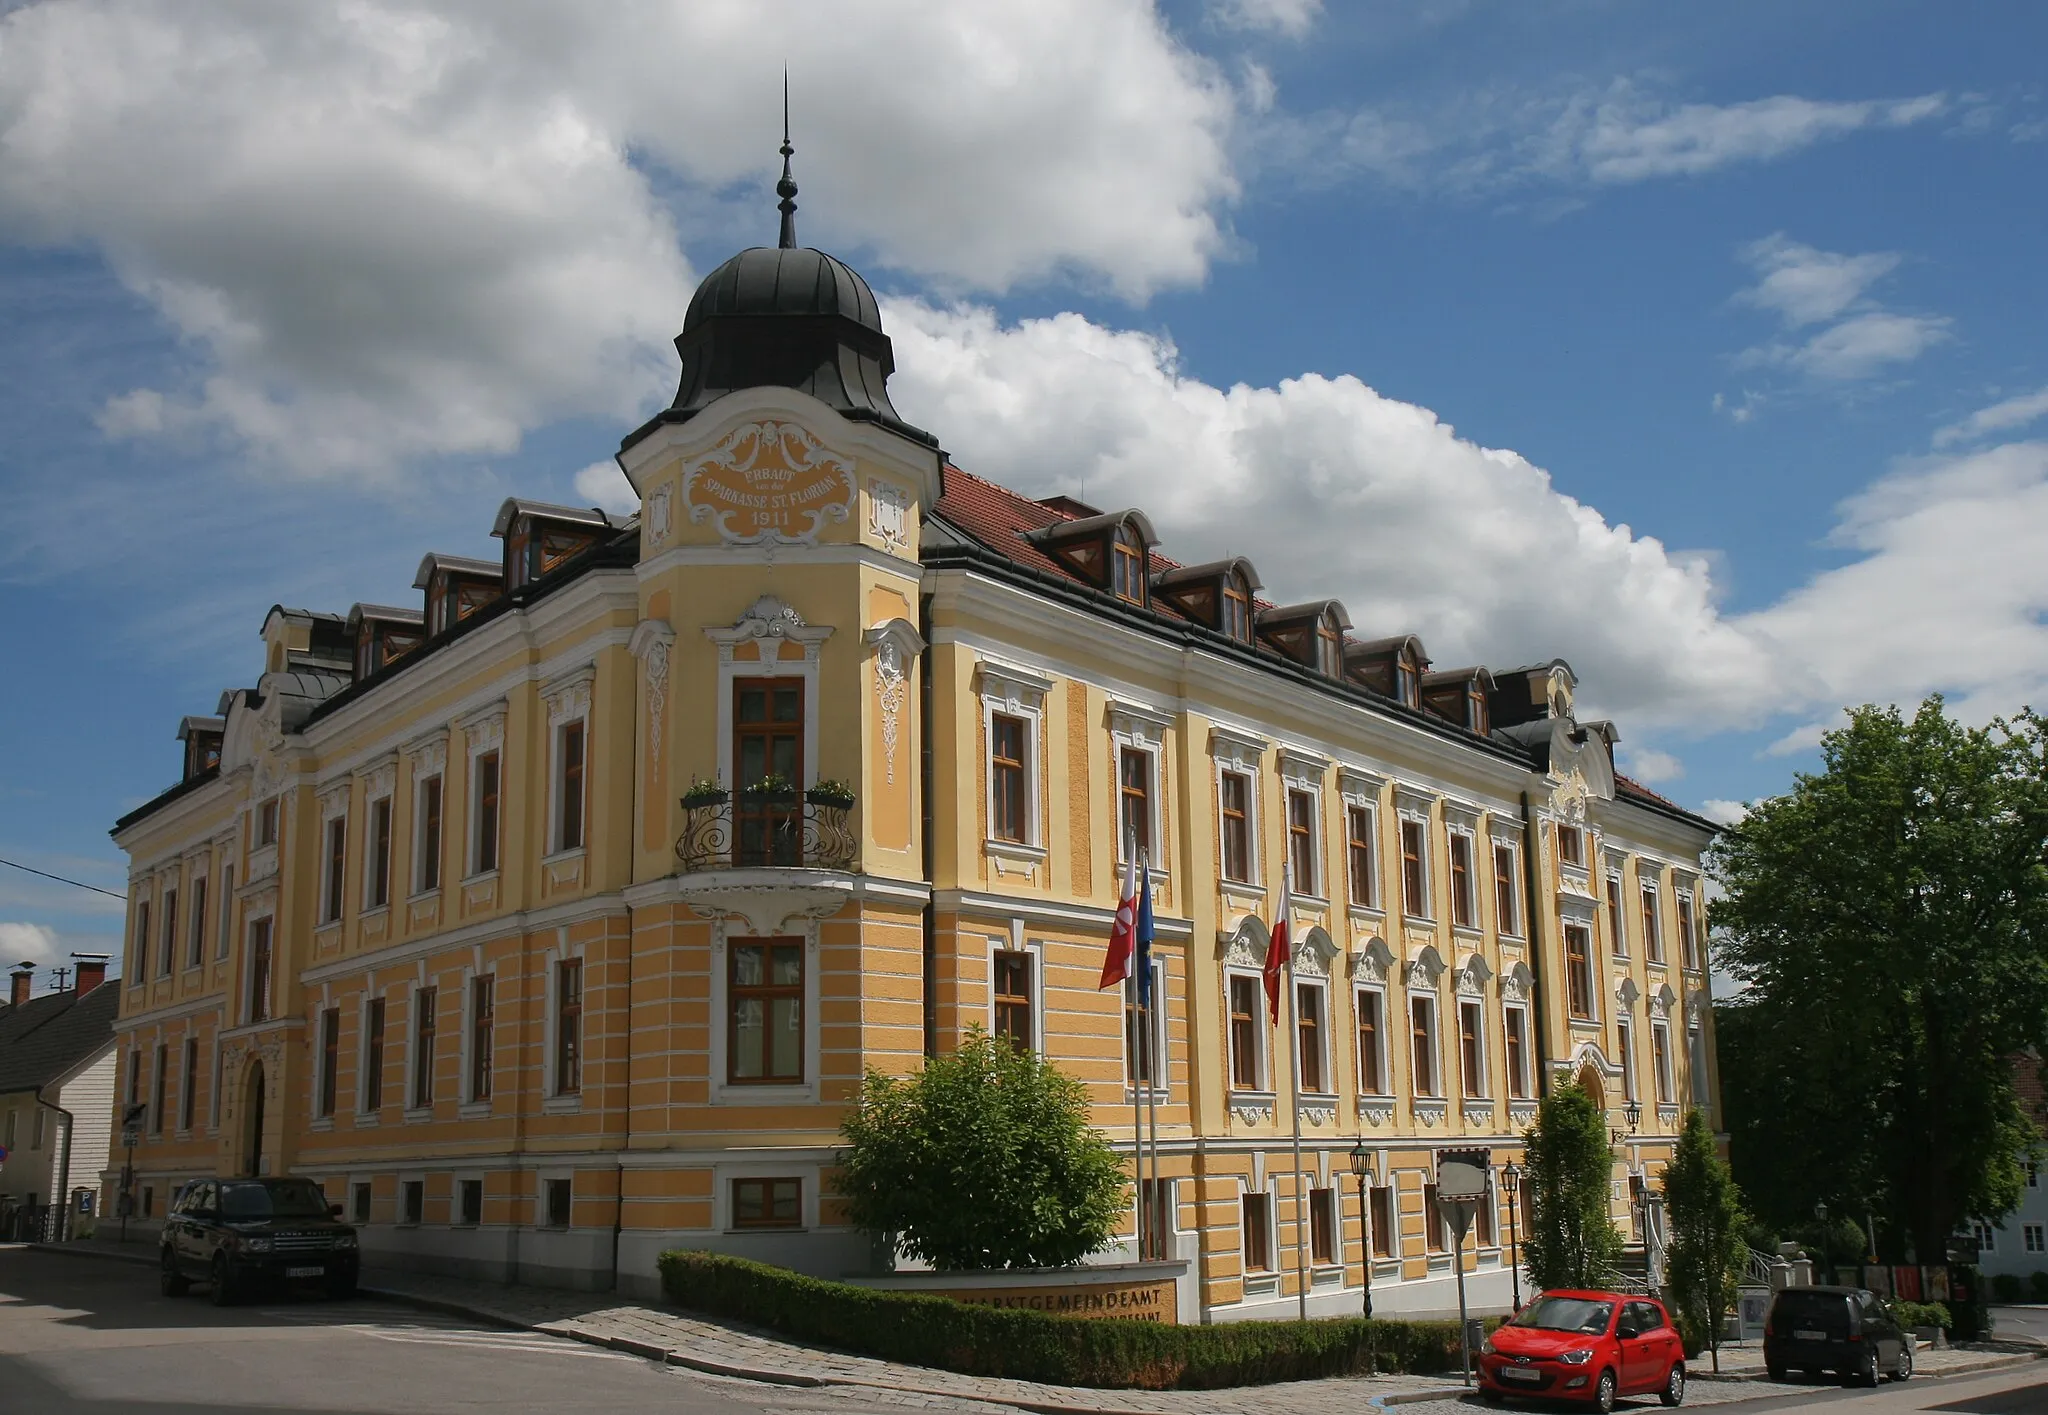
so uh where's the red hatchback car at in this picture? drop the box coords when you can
[1479,1291,1687,1412]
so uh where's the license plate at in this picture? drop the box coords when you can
[1500,1367,1542,1382]
[1794,1329,1827,1342]
[286,1266,325,1279]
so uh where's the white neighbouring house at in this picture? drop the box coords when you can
[0,958,120,1240]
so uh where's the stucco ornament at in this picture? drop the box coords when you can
[683,420,855,546]
[646,481,675,547]
[629,620,677,767]
[866,478,910,556]
[863,619,924,786]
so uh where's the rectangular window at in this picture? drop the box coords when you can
[1296,982,1326,1093]
[1228,974,1263,1090]
[363,998,386,1112]
[734,680,802,866]
[470,975,495,1102]
[1410,995,1438,1096]
[1448,832,1475,928]
[1400,819,1429,918]
[188,873,208,968]
[1219,771,1252,883]
[1557,822,1583,867]
[459,1179,483,1226]
[415,774,443,893]
[351,1182,372,1224]
[1242,1192,1273,1272]
[2026,1224,2045,1254]
[32,1108,46,1150]
[544,1177,571,1228]
[1652,1020,1674,1104]
[126,1048,141,1108]
[1356,987,1386,1094]
[1477,1187,1497,1246]
[472,751,500,874]
[727,943,799,1084]
[1286,788,1317,894]
[323,814,346,923]
[1118,746,1151,859]
[256,799,278,848]
[1493,842,1519,935]
[217,864,233,958]
[556,958,585,1094]
[1607,874,1627,957]
[1618,1017,1637,1101]
[1125,966,1162,1089]
[1310,1187,1336,1265]
[367,798,392,909]
[1423,1181,1446,1253]
[179,1038,198,1132]
[401,1180,424,1226]
[1347,805,1376,908]
[411,987,437,1108]
[993,950,1034,1050]
[733,1177,802,1229]
[1370,1184,1395,1258]
[247,917,273,1023]
[1642,885,1662,964]
[1565,924,1593,1020]
[132,900,149,983]
[151,1043,167,1134]
[1677,893,1699,970]
[1975,1221,1996,1254]
[990,714,1028,844]
[1458,999,1486,1099]
[557,721,587,852]
[318,1007,340,1118]
[158,888,177,976]
[1504,1006,1531,1099]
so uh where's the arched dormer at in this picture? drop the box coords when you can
[346,602,425,679]
[491,498,623,590]
[413,553,504,637]
[1257,600,1351,676]
[1421,667,1496,735]
[1346,635,1431,707]
[1026,509,1158,606]
[1153,556,1263,644]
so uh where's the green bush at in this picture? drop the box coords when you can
[1891,1299,1952,1330]
[1992,1272,2025,1303]
[2030,1270,2048,1302]
[658,1250,1480,1389]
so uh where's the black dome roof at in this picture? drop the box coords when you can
[684,246,885,335]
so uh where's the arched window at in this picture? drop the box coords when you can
[1111,523,1147,605]
[1395,654,1419,707]
[1222,572,1253,643]
[1316,611,1344,676]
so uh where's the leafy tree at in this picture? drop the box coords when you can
[1521,1080,1622,1291]
[1712,699,2048,1261]
[837,1027,1129,1269]
[1662,1108,1748,1372]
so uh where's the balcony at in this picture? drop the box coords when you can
[669,783,860,936]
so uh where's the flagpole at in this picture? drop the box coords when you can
[1143,857,1162,1263]
[1283,864,1308,1321]
[1123,834,1146,1262]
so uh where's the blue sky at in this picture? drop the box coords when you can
[2,0,2044,975]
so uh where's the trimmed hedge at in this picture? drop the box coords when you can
[659,1250,1475,1389]
[1890,1299,1951,1330]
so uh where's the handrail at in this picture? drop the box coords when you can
[675,793,858,872]
[1745,1247,1777,1284]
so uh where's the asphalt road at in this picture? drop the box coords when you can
[1395,1364,2048,1415]
[0,1245,989,1415]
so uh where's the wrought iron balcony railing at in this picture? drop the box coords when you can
[675,789,858,873]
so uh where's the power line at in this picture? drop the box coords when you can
[0,856,128,901]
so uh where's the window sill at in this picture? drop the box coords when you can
[541,846,588,868]
[354,1112,381,1128]
[1123,1086,1170,1105]
[458,1101,491,1121]
[709,1082,816,1107]
[726,1225,807,1236]
[543,1094,583,1115]
[1568,1015,1603,1031]
[406,887,441,906]
[1645,958,1669,971]
[461,868,501,887]
[1229,1090,1277,1124]
[982,839,1047,864]
[309,1118,334,1133]
[1346,901,1384,921]
[1451,924,1483,940]
[1244,1273,1281,1297]
[1402,913,1436,928]
[361,904,391,922]
[1219,878,1266,899]
[404,1107,434,1124]
[1289,891,1331,913]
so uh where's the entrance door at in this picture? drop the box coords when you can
[733,679,803,866]
[241,1062,266,1177]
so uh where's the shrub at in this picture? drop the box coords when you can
[1521,1080,1623,1291]
[839,1028,1127,1270]
[1891,1299,1952,1330]
[1992,1272,2025,1303]
[658,1250,1479,1389]
[2031,1270,2048,1302]
[1662,1108,1748,1368]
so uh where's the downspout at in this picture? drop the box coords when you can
[919,590,937,1060]
[33,1088,75,1242]
[1519,792,1553,1098]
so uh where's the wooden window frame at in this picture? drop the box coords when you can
[1641,883,1663,964]
[1346,805,1377,909]
[246,917,273,1024]
[469,975,495,1103]
[1219,770,1252,884]
[1222,573,1253,644]
[1448,831,1476,929]
[410,986,437,1110]
[1651,1019,1674,1104]
[1110,524,1148,604]
[1564,924,1594,1021]
[1227,971,1266,1092]
[726,941,802,1086]
[323,813,347,924]
[554,719,588,855]
[317,1007,340,1119]
[1296,980,1328,1094]
[1492,840,1520,936]
[150,1043,167,1135]
[158,886,178,977]
[555,958,585,1096]
[1400,817,1430,920]
[1677,892,1700,970]
[179,1037,198,1133]
[992,947,1035,1051]
[1458,998,1487,1100]
[1315,613,1343,677]
[365,797,392,910]
[187,872,208,969]
[1124,962,1166,1092]
[413,773,443,895]
[256,799,279,849]
[1309,1186,1337,1265]
[732,678,804,867]
[1617,1015,1637,1101]
[1355,985,1388,1095]
[1117,745,1154,864]
[1242,1191,1273,1272]
[131,900,148,984]
[732,1176,804,1230]
[361,997,386,1113]
[1409,994,1439,1097]
[471,749,501,876]
[216,862,234,960]
[1370,1184,1396,1259]
[989,713,1030,845]
[1504,1004,1532,1099]
[1285,787,1318,896]
[1606,873,1627,957]
[1557,822,1584,868]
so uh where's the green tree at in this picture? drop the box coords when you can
[1712,699,2048,1260]
[1662,1108,1748,1372]
[1521,1080,1622,1291]
[837,1027,1129,1270]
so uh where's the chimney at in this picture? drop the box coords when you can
[72,953,111,998]
[9,962,32,1008]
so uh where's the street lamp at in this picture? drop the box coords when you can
[1625,1099,1643,1133]
[1815,1202,1833,1285]
[1349,1140,1376,1318]
[1500,1159,1523,1311]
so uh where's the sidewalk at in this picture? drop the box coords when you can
[1688,1336,2039,1383]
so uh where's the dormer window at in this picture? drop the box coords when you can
[1420,668,1495,733]
[1155,558,1262,645]
[1344,635,1431,707]
[1468,689,1489,735]
[414,555,504,637]
[1222,573,1252,644]
[1257,600,1352,675]
[1395,659,1418,706]
[494,500,617,590]
[1316,611,1343,677]
[1111,524,1147,605]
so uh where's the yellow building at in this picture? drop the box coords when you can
[108,186,1719,1317]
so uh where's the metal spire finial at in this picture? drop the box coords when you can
[776,69,798,250]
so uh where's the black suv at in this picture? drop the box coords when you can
[1763,1285,1913,1386]
[159,1176,360,1305]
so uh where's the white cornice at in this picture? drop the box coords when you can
[298,894,632,985]
[935,887,1196,940]
[638,541,921,580]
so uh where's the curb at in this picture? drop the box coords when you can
[29,1241,155,1268]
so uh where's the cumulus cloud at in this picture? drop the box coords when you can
[1735,235,1900,327]
[0,0,1235,475]
[1210,0,1322,38]
[1618,746,1685,784]
[1935,386,2048,448]
[1731,235,1949,383]
[1698,800,1753,827]
[573,460,637,514]
[0,921,65,972]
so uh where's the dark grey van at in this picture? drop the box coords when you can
[1762,1286,1912,1386]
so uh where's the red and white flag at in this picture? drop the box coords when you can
[1100,834,1140,992]
[1263,863,1292,1021]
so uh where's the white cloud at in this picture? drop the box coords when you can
[0,921,65,971]
[1731,236,1949,383]
[573,460,637,514]
[1735,234,1899,328]
[1749,311,1954,382]
[0,0,1236,476]
[1699,800,1752,827]
[1549,90,1945,184]
[1210,0,1322,38]
[1935,386,2048,447]
[1618,746,1685,784]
